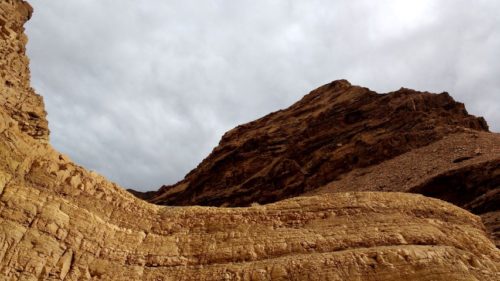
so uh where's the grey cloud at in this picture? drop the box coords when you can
[25,0,500,190]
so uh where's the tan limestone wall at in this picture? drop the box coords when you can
[0,0,49,142]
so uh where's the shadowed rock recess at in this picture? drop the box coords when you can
[1,1,499,280]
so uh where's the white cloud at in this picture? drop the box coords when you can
[25,0,500,190]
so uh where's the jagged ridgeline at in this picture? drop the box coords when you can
[143,80,489,207]
[1,1,499,280]
[137,78,499,247]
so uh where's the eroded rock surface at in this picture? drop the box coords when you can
[137,26,499,247]
[1,121,499,279]
[0,0,48,142]
[146,80,488,207]
[310,131,500,246]
[0,1,499,280]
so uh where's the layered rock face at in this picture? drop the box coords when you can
[0,0,48,142]
[309,131,500,247]
[146,80,489,207]
[142,56,499,248]
[1,1,499,280]
[145,82,500,244]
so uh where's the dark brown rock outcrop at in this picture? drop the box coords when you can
[145,80,489,207]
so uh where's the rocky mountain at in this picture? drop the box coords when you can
[1,1,499,280]
[139,67,499,248]
[140,78,500,246]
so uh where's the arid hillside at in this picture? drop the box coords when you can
[144,80,491,208]
[140,72,499,247]
[137,65,499,248]
[0,1,499,280]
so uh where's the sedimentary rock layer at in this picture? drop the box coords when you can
[310,131,500,246]
[1,119,499,279]
[138,36,499,247]
[146,80,488,207]
[0,0,48,142]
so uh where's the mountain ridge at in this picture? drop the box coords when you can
[138,79,490,207]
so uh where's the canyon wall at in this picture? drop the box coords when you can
[0,0,48,142]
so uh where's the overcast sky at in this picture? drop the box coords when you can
[25,0,500,191]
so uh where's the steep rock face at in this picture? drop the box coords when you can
[0,0,49,142]
[0,1,499,280]
[147,80,488,207]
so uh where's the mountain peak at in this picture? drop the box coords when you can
[144,81,489,207]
